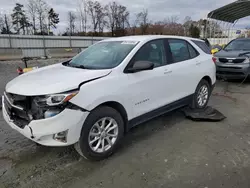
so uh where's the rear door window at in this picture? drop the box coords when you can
[192,40,211,54]
[168,39,190,62]
[188,43,199,58]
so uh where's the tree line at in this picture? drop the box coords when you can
[0,0,222,38]
[0,0,59,35]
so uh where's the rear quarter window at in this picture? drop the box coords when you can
[191,40,211,54]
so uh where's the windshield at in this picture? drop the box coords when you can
[224,40,250,51]
[68,41,138,69]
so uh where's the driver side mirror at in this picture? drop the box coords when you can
[126,61,154,73]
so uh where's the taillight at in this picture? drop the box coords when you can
[212,57,217,63]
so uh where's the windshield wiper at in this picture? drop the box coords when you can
[69,64,86,69]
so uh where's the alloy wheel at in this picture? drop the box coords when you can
[88,117,119,153]
[197,85,209,107]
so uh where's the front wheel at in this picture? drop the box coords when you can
[75,106,124,161]
[191,79,211,109]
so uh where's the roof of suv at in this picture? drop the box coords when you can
[103,35,204,43]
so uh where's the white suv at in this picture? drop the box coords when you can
[2,36,216,160]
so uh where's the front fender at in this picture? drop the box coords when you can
[71,94,133,120]
[69,73,134,120]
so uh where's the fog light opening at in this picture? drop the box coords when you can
[53,130,68,143]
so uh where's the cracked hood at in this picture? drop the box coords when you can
[5,63,111,96]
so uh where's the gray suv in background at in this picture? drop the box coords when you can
[214,38,250,79]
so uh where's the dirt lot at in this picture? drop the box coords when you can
[1,60,250,188]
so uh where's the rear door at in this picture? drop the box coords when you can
[164,39,201,102]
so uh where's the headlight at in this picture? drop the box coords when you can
[243,58,250,64]
[34,91,78,107]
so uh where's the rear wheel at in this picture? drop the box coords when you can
[74,106,124,161]
[191,79,211,109]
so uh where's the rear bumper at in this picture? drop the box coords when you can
[216,62,250,79]
[2,96,89,146]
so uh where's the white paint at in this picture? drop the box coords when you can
[2,35,216,147]
[5,63,112,96]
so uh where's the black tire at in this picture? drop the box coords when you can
[75,106,124,161]
[190,79,211,109]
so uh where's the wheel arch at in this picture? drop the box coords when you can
[201,75,212,87]
[94,101,129,133]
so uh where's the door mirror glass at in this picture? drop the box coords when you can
[126,61,154,73]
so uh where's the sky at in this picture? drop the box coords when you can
[0,0,250,34]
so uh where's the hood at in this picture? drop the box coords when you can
[6,63,111,96]
[215,50,250,58]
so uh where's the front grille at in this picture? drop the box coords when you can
[219,58,246,64]
[219,58,228,63]
[216,71,244,75]
[233,59,245,63]
[217,66,242,69]
[4,92,30,129]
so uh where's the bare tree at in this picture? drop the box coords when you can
[68,11,77,35]
[183,16,192,36]
[77,0,88,33]
[105,2,129,36]
[96,5,106,33]
[35,0,48,34]
[130,15,139,35]
[164,15,179,24]
[0,16,3,29]
[0,14,12,34]
[105,2,118,36]
[136,9,150,34]
[115,5,129,34]
[163,16,184,36]
[27,0,37,34]
[86,0,105,34]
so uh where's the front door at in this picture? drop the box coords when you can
[123,39,173,119]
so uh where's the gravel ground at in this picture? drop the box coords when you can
[1,60,250,188]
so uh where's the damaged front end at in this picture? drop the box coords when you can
[3,90,80,129]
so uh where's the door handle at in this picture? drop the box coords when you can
[164,70,172,74]
[196,62,201,65]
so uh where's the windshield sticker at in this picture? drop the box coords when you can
[121,41,138,45]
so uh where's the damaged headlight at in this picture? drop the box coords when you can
[34,91,79,107]
[31,91,79,119]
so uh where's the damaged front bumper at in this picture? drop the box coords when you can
[2,96,89,146]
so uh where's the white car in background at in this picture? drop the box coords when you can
[2,35,216,160]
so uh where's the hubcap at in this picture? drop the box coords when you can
[88,117,118,153]
[197,85,209,107]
